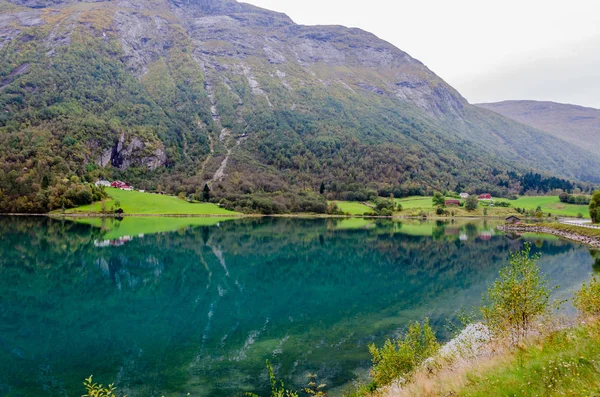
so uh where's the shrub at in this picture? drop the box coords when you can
[481,243,551,345]
[574,275,600,316]
[83,376,124,397]
[432,191,445,207]
[465,195,478,211]
[368,319,439,386]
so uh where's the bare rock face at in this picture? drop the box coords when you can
[96,134,166,171]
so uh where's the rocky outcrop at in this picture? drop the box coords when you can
[96,134,167,171]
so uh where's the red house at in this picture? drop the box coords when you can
[478,193,492,200]
[445,199,461,206]
[111,180,131,189]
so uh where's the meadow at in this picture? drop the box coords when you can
[64,188,239,215]
[495,196,589,217]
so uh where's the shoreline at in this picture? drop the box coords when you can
[498,224,600,248]
[1,212,528,220]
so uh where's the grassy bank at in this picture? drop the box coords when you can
[391,319,600,396]
[63,189,240,215]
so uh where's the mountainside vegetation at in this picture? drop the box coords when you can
[1,0,599,213]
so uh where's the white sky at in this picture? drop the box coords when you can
[244,0,600,108]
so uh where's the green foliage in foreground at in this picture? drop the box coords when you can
[481,243,551,345]
[457,321,600,397]
[368,319,440,386]
[574,275,600,316]
[83,376,123,397]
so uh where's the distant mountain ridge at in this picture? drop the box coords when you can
[477,100,600,154]
[0,0,598,212]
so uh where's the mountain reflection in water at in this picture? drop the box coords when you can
[0,216,595,396]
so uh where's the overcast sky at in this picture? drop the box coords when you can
[244,0,600,108]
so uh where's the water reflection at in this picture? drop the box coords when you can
[0,216,595,396]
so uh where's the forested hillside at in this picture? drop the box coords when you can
[0,0,598,213]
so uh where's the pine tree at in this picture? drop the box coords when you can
[203,184,211,202]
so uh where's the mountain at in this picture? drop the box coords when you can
[476,100,600,154]
[0,0,598,213]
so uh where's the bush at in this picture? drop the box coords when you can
[83,376,124,397]
[481,243,551,345]
[368,319,439,386]
[574,275,600,316]
[465,195,478,211]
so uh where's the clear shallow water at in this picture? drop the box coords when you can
[0,216,597,396]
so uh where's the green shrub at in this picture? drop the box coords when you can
[368,319,439,386]
[481,243,551,345]
[465,195,478,211]
[83,376,124,397]
[574,275,600,316]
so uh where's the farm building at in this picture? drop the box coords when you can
[111,181,133,190]
[478,193,492,200]
[445,199,461,206]
[95,180,111,187]
[459,193,469,199]
[505,216,521,224]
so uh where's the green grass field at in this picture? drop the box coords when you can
[73,216,234,240]
[330,201,374,215]
[394,195,589,218]
[65,188,240,215]
[395,196,435,209]
[496,196,590,218]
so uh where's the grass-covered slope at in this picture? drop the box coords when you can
[64,189,239,215]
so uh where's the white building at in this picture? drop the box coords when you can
[459,192,469,199]
[95,180,111,187]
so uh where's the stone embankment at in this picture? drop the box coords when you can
[498,224,600,248]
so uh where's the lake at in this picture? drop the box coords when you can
[0,216,597,396]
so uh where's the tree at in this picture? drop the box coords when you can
[465,195,478,211]
[203,184,211,202]
[590,190,600,223]
[319,181,325,195]
[481,243,551,345]
[432,191,445,207]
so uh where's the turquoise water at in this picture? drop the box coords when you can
[0,216,597,396]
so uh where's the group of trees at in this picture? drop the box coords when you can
[559,192,591,205]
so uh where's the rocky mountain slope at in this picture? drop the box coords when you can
[0,0,598,212]
[477,100,600,154]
